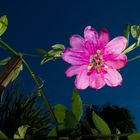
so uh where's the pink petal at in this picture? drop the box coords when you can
[104,36,127,54]
[70,35,84,48]
[69,39,89,54]
[62,48,89,65]
[84,26,98,54]
[65,65,87,77]
[105,54,127,69]
[84,41,96,54]
[89,72,105,89]
[104,68,122,87]
[98,29,109,49]
[84,26,98,45]
[74,70,89,89]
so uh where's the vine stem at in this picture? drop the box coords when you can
[0,39,58,124]
[127,54,140,62]
[20,52,41,58]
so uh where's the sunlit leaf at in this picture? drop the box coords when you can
[92,111,111,135]
[48,49,62,56]
[51,44,65,50]
[54,104,68,123]
[72,89,83,121]
[39,44,65,64]
[0,57,11,65]
[13,125,30,139]
[0,15,8,36]
[41,56,53,64]
[128,133,140,140]
[11,64,23,81]
[131,25,140,40]
[123,41,140,54]
[0,131,8,138]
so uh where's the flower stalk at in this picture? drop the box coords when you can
[0,39,58,124]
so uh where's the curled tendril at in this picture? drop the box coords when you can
[31,73,44,96]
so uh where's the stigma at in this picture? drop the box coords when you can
[88,49,104,73]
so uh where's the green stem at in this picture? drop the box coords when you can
[128,54,140,62]
[22,58,57,123]
[123,41,140,54]
[21,52,41,58]
[0,39,18,55]
[0,39,57,124]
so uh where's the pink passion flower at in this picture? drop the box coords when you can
[62,26,127,90]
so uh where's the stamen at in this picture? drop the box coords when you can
[88,50,104,72]
[88,63,94,70]
[96,49,101,54]
[104,65,108,70]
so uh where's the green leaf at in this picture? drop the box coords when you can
[123,41,140,54]
[54,104,68,123]
[40,49,62,64]
[48,128,57,136]
[48,50,61,56]
[41,56,54,64]
[82,118,99,136]
[91,128,99,135]
[131,25,140,40]
[0,15,8,36]
[51,44,65,50]
[64,110,78,129]
[14,125,30,139]
[92,111,111,135]
[0,57,11,66]
[11,64,23,81]
[53,104,77,131]
[39,44,65,64]
[82,119,92,133]
[0,131,8,138]
[72,89,83,121]
[124,24,130,44]
[128,133,140,140]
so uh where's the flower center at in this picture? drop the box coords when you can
[88,49,104,73]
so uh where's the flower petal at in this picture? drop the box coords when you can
[98,28,109,49]
[70,35,89,54]
[84,26,98,54]
[74,70,89,89]
[104,36,127,54]
[105,54,127,69]
[62,48,89,65]
[70,35,84,48]
[104,68,122,87]
[65,65,87,77]
[89,72,105,89]
[84,26,98,44]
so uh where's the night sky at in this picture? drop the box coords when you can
[1,0,140,131]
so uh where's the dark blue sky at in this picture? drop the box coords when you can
[1,0,140,131]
